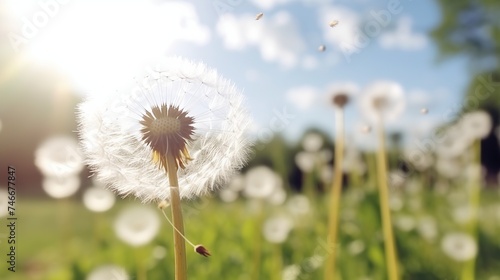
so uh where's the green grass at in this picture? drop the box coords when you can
[1,184,500,280]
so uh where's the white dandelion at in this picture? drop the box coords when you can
[327,82,358,109]
[417,216,437,241]
[282,264,301,280]
[302,132,323,152]
[219,187,239,203]
[83,184,116,212]
[87,264,129,280]
[35,135,84,177]
[459,110,492,141]
[441,232,477,262]
[360,81,405,123]
[243,166,281,199]
[294,151,316,173]
[286,194,311,216]
[77,57,251,203]
[42,175,81,199]
[114,206,160,247]
[263,215,294,243]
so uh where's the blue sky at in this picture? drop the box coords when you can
[4,0,471,147]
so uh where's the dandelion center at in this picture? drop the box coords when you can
[151,117,181,135]
[140,104,195,171]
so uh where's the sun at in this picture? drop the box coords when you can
[5,0,210,95]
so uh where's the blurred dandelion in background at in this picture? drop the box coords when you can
[34,135,84,178]
[360,81,405,123]
[441,232,478,262]
[42,175,80,199]
[243,166,281,199]
[262,215,294,244]
[83,183,116,212]
[86,264,129,280]
[114,206,160,247]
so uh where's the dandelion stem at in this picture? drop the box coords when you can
[324,108,345,280]
[461,140,481,280]
[165,154,187,280]
[375,118,399,280]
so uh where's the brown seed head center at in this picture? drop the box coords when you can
[150,117,181,135]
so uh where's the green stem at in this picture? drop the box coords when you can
[461,140,481,280]
[253,202,264,280]
[324,108,345,280]
[166,154,187,280]
[375,119,399,280]
[274,244,283,280]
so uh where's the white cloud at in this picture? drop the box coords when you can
[251,0,291,10]
[379,16,428,51]
[216,11,306,68]
[286,86,318,111]
[318,5,362,52]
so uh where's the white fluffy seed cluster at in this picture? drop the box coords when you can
[77,57,252,203]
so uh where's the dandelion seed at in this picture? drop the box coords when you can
[77,57,251,203]
[42,175,80,199]
[83,184,116,212]
[282,264,300,280]
[420,108,429,114]
[329,20,339,27]
[328,82,357,109]
[114,206,160,247]
[256,12,264,20]
[318,45,326,52]
[441,232,477,262]
[347,240,365,255]
[286,194,311,216]
[87,265,129,280]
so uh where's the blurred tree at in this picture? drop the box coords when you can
[432,0,500,184]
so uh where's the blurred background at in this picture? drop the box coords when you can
[1,0,500,279]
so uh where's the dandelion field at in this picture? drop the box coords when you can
[3,139,500,280]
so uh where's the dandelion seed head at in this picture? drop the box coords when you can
[441,232,477,262]
[417,216,437,241]
[295,151,316,172]
[243,166,279,199]
[152,246,167,260]
[302,133,323,152]
[87,265,129,280]
[42,175,80,199]
[263,215,293,243]
[83,185,116,212]
[459,110,492,141]
[360,81,405,123]
[220,187,238,203]
[35,135,84,177]
[114,206,160,247]
[77,57,251,203]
